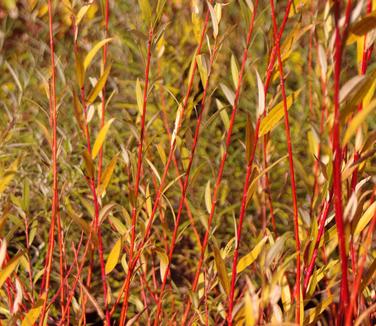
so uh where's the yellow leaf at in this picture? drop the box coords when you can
[86,64,112,104]
[354,201,376,235]
[205,180,212,214]
[244,291,255,326]
[156,251,169,281]
[259,90,301,137]
[92,118,115,159]
[212,242,230,295]
[135,78,143,114]
[0,252,23,288]
[105,238,122,274]
[76,3,91,26]
[237,236,268,273]
[22,296,45,326]
[231,55,239,89]
[0,157,20,194]
[83,38,113,71]
[98,154,118,196]
[138,0,152,25]
[343,99,376,145]
[304,295,333,324]
[196,55,208,86]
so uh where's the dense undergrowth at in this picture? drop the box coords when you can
[0,0,375,325]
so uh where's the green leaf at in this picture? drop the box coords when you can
[92,118,115,159]
[259,90,301,137]
[86,64,112,104]
[105,238,122,274]
[343,99,376,145]
[84,38,113,71]
[237,236,268,273]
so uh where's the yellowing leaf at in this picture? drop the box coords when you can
[205,180,212,214]
[255,69,265,117]
[86,64,112,104]
[98,154,118,196]
[22,296,45,326]
[83,38,113,71]
[343,99,376,145]
[220,83,235,106]
[105,238,122,274]
[304,295,333,324]
[207,1,218,38]
[0,252,23,288]
[138,0,152,25]
[92,118,115,159]
[212,242,230,295]
[237,236,268,273]
[196,55,208,86]
[76,4,91,26]
[354,201,376,235]
[259,90,301,137]
[156,251,169,281]
[82,150,94,178]
[135,78,143,114]
[231,55,239,89]
[351,12,376,36]
[244,291,256,326]
[0,157,19,194]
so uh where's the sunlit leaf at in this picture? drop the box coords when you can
[237,236,268,273]
[92,118,115,159]
[105,238,122,274]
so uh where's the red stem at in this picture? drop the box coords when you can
[269,0,301,322]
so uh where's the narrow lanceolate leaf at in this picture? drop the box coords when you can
[92,118,115,159]
[138,0,152,25]
[83,38,113,71]
[75,52,85,88]
[205,180,212,214]
[220,83,235,106]
[0,157,19,194]
[98,154,119,196]
[0,252,23,288]
[258,90,301,137]
[207,1,218,39]
[255,69,265,118]
[212,242,230,295]
[196,55,208,86]
[76,4,92,26]
[304,296,333,324]
[354,201,376,235]
[244,291,256,326]
[135,78,143,114]
[350,12,376,36]
[83,150,95,178]
[231,55,239,89]
[156,251,169,281]
[21,296,45,326]
[86,64,112,104]
[105,238,122,274]
[237,236,268,273]
[343,98,376,145]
